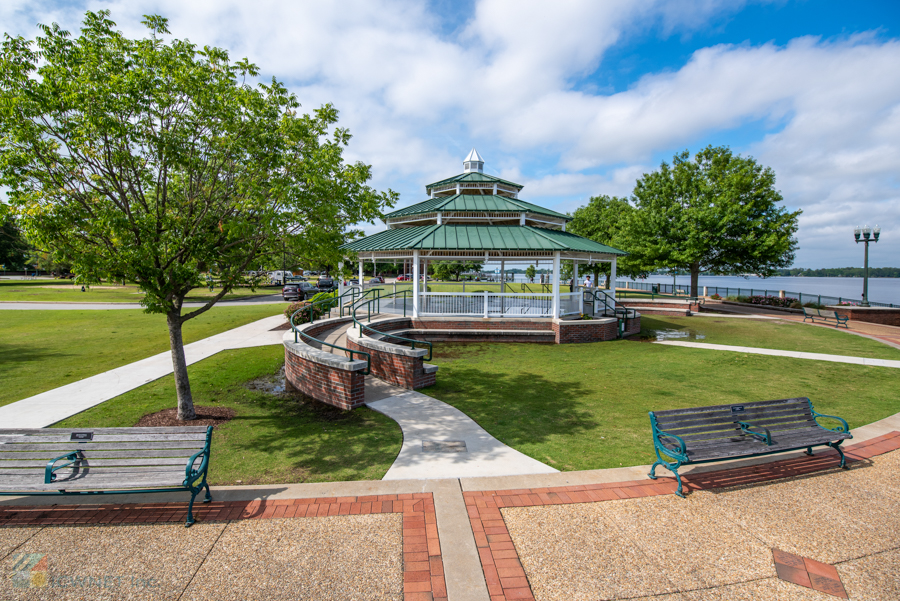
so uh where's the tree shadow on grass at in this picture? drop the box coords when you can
[208,392,403,485]
[0,343,71,367]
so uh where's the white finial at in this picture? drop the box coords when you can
[463,148,484,173]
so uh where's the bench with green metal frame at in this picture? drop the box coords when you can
[802,307,849,328]
[0,426,213,526]
[648,398,851,497]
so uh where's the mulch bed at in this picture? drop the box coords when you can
[135,406,235,429]
[270,321,292,331]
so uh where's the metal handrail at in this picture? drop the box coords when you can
[289,289,374,375]
[351,290,433,362]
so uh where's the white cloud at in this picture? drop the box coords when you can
[2,0,898,267]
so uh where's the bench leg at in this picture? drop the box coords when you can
[649,460,686,498]
[203,481,212,503]
[186,487,199,527]
[829,441,847,469]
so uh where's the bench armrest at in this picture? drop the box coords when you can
[653,429,687,459]
[811,410,850,434]
[44,451,84,484]
[184,448,210,485]
[738,421,772,446]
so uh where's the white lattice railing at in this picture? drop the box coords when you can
[416,291,580,318]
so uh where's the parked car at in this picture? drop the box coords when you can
[316,277,336,292]
[396,274,411,282]
[369,276,384,284]
[283,282,319,301]
[343,278,360,286]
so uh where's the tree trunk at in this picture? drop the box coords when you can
[166,311,196,421]
[690,263,700,298]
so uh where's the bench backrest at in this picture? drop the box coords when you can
[650,398,815,446]
[0,427,211,488]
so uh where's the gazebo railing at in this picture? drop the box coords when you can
[419,291,581,318]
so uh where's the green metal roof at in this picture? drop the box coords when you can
[341,225,626,255]
[384,194,570,221]
[425,172,523,190]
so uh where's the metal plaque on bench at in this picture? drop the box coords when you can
[70,432,93,441]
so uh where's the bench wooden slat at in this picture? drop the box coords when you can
[0,457,191,469]
[673,424,843,445]
[653,397,809,418]
[0,427,211,435]
[0,469,187,484]
[656,405,811,428]
[0,442,206,452]
[0,433,208,444]
[664,415,817,437]
[0,466,189,477]
[682,430,850,455]
[0,450,198,460]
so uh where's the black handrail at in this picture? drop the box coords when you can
[351,290,433,362]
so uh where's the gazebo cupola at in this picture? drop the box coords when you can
[387,151,567,230]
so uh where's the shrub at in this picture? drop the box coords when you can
[789,301,803,309]
[746,295,797,308]
[284,301,322,324]
[736,295,751,303]
[581,313,593,320]
[725,295,740,302]
[804,301,826,309]
[709,293,722,300]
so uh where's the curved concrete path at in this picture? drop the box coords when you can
[310,319,558,480]
[0,314,286,428]
[655,340,900,368]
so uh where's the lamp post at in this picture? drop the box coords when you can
[854,225,880,307]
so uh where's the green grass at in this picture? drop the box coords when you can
[0,280,280,303]
[425,330,900,471]
[54,346,402,484]
[0,304,286,407]
[644,315,900,360]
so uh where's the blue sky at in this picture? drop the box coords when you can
[2,0,899,267]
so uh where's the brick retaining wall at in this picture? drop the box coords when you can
[831,306,900,327]
[283,318,366,410]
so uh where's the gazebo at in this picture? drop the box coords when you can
[341,150,626,320]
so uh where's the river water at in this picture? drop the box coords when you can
[499,273,899,304]
[621,275,900,305]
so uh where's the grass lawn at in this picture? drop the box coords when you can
[0,280,280,303]
[54,346,402,484]
[0,304,286,407]
[425,326,900,471]
[643,315,900,360]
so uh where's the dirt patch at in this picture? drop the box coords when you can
[135,406,235,429]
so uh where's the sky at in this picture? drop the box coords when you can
[2,0,899,268]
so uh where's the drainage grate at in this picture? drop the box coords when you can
[421,440,468,453]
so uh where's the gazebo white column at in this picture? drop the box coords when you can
[610,257,617,300]
[412,250,420,317]
[551,251,560,318]
[500,259,505,293]
[358,260,364,286]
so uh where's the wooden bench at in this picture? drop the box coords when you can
[0,426,213,526]
[648,398,852,497]
[802,307,849,328]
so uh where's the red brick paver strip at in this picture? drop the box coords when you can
[0,492,446,601]
[464,432,899,601]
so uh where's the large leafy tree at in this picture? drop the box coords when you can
[0,213,30,271]
[622,146,800,297]
[568,194,642,288]
[0,12,395,419]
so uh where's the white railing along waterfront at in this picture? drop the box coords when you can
[418,291,580,318]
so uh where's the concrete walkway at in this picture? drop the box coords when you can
[655,340,900,368]
[0,314,286,428]
[368,391,558,480]
[310,319,558,480]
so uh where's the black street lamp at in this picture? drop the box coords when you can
[854,225,880,307]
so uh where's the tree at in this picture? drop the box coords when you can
[0,214,30,270]
[621,146,800,297]
[525,264,536,282]
[568,195,642,289]
[0,12,395,419]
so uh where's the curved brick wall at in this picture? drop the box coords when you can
[346,320,437,390]
[283,317,366,410]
